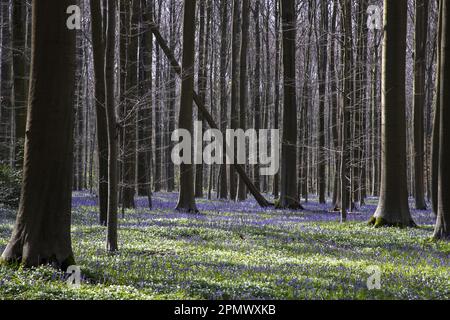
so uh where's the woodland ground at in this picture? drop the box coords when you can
[0,192,449,300]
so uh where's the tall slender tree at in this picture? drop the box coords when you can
[229,0,241,201]
[105,0,119,252]
[413,0,429,210]
[195,0,206,198]
[272,0,280,198]
[237,0,249,201]
[122,0,139,209]
[218,0,228,200]
[11,0,27,166]
[176,0,198,213]
[90,0,109,225]
[317,0,328,204]
[340,0,353,221]
[253,0,261,191]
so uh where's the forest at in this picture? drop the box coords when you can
[0,0,449,301]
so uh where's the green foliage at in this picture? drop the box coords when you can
[0,198,448,300]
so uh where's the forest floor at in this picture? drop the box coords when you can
[0,192,449,300]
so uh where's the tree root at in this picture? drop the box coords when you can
[368,216,417,229]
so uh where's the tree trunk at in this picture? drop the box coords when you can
[122,0,138,209]
[340,0,352,221]
[138,0,153,205]
[229,0,241,201]
[175,0,198,213]
[166,0,176,192]
[317,0,328,204]
[413,0,429,210]
[1,0,76,268]
[433,0,450,240]
[330,0,340,210]
[1,2,12,162]
[90,0,109,225]
[272,0,280,198]
[370,0,415,228]
[105,0,118,252]
[253,1,261,192]
[237,0,249,202]
[149,14,271,208]
[195,0,206,198]
[218,0,228,200]
[153,2,162,192]
[12,0,27,167]
[432,0,443,216]
[278,0,301,209]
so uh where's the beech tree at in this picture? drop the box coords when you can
[370,0,415,227]
[413,0,429,210]
[1,0,77,268]
[11,0,27,166]
[90,0,109,225]
[175,0,198,213]
[105,0,119,252]
[433,0,450,240]
[278,0,301,209]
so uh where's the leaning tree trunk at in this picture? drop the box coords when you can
[413,0,429,210]
[175,0,198,213]
[1,0,76,269]
[90,0,109,226]
[278,0,301,209]
[148,13,271,208]
[433,0,450,240]
[370,0,415,228]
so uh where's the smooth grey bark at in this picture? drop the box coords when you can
[105,0,118,252]
[433,0,450,240]
[317,0,328,204]
[195,0,206,198]
[1,0,76,268]
[413,0,429,210]
[272,0,280,198]
[278,0,301,209]
[371,0,415,228]
[218,0,228,200]
[12,0,27,166]
[432,0,443,216]
[253,0,261,192]
[175,0,198,213]
[122,0,138,209]
[90,0,109,225]
[236,0,249,201]
[137,0,153,203]
[229,0,241,201]
[340,0,352,221]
